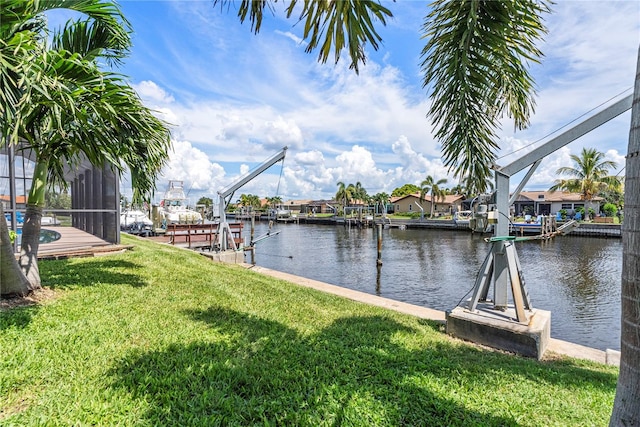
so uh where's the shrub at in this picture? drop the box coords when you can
[602,203,617,217]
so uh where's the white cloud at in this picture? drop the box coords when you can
[133,80,175,104]
[158,140,226,199]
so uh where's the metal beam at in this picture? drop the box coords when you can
[218,147,288,221]
[497,94,632,177]
[508,160,541,206]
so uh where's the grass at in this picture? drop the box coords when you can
[1,235,618,426]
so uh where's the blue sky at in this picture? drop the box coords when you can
[51,1,640,204]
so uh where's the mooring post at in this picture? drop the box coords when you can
[250,215,255,265]
[377,223,383,266]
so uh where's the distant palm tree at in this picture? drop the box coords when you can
[372,192,390,217]
[352,182,368,220]
[238,194,261,212]
[450,184,467,199]
[352,182,368,203]
[335,181,355,217]
[420,175,448,218]
[266,196,282,209]
[549,148,621,219]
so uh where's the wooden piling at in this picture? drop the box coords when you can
[377,223,383,266]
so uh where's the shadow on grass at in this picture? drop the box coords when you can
[2,259,146,330]
[110,306,617,426]
[41,259,147,289]
[0,305,37,330]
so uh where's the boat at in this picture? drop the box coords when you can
[509,221,542,234]
[120,209,154,235]
[276,208,291,219]
[157,181,202,226]
[453,210,473,225]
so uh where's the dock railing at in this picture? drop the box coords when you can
[165,222,244,250]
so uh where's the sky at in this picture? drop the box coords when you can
[49,1,640,205]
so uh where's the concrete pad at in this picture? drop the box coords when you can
[446,304,550,359]
[546,338,606,364]
[606,349,621,366]
[200,250,245,264]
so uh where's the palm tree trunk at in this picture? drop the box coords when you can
[17,160,48,289]
[18,204,43,289]
[430,194,435,218]
[609,46,640,426]
[0,203,33,297]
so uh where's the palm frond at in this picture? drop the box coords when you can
[421,0,551,192]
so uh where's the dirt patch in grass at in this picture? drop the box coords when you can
[0,395,33,422]
[0,288,57,310]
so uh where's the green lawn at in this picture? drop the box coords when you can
[1,235,617,426]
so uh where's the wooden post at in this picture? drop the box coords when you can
[377,223,383,266]
[250,215,255,265]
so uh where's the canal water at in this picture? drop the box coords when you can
[245,221,622,351]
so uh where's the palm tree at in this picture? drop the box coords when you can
[549,147,621,219]
[335,181,355,217]
[238,194,261,212]
[266,196,282,209]
[371,192,390,217]
[420,175,448,218]
[238,194,251,211]
[212,0,393,74]
[351,181,368,220]
[248,194,262,211]
[265,195,283,216]
[1,0,171,296]
[450,184,467,199]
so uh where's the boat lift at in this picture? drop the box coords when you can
[466,93,632,323]
[215,147,288,251]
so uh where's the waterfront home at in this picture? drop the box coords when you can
[512,191,603,217]
[307,200,339,215]
[390,193,464,217]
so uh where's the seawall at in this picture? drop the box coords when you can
[228,214,622,238]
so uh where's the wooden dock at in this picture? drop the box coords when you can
[14,226,130,260]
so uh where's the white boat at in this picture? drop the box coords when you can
[120,209,154,235]
[276,208,291,219]
[453,210,472,225]
[121,209,153,228]
[158,181,202,225]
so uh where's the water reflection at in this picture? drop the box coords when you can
[249,222,622,351]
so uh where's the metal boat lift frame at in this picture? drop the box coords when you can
[467,94,632,322]
[215,147,288,251]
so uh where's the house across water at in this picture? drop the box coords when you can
[512,191,602,218]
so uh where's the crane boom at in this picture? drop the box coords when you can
[216,146,287,251]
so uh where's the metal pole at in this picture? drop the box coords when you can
[7,141,18,251]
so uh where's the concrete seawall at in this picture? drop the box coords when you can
[228,214,622,238]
